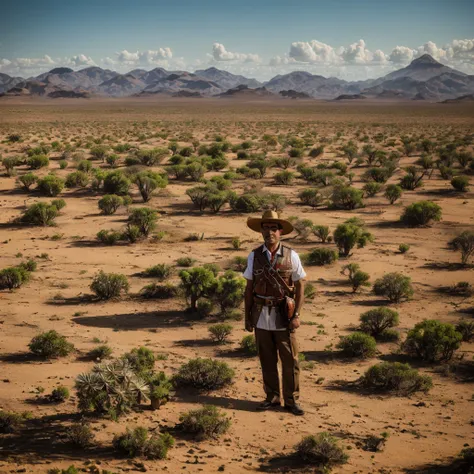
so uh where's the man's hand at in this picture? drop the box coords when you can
[245,320,254,332]
[289,316,300,330]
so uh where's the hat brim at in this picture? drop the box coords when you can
[247,217,294,235]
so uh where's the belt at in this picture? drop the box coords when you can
[253,296,284,307]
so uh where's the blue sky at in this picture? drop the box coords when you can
[1,0,473,80]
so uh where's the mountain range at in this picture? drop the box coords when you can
[1,55,473,102]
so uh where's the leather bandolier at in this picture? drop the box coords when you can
[250,244,295,329]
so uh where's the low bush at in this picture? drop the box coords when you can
[37,175,65,197]
[208,323,233,344]
[88,344,113,360]
[449,231,474,265]
[274,170,295,185]
[197,299,214,317]
[330,185,364,210]
[304,283,316,299]
[373,272,414,303]
[50,386,70,402]
[103,171,131,195]
[211,270,246,314]
[0,266,29,290]
[240,335,257,355]
[113,426,174,459]
[402,319,462,362]
[295,432,348,468]
[65,171,89,188]
[359,308,399,338]
[298,188,324,208]
[447,281,473,296]
[302,248,338,266]
[98,194,123,215]
[122,346,155,375]
[400,201,442,226]
[65,423,95,448]
[27,154,49,169]
[361,362,432,395]
[336,332,377,358]
[148,371,173,409]
[399,243,410,253]
[96,229,122,245]
[140,283,179,299]
[77,160,93,173]
[128,207,158,237]
[176,256,196,267]
[179,267,217,311]
[28,330,74,358]
[174,358,235,390]
[17,172,38,190]
[0,411,29,433]
[312,225,331,243]
[384,184,403,204]
[19,202,59,226]
[363,182,382,197]
[90,271,129,299]
[333,222,373,257]
[179,405,231,440]
[455,320,474,342]
[451,175,470,192]
[144,263,172,280]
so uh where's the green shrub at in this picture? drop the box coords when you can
[17,172,38,190]
[196,299,214,317]
[350,270,371,292]
[135,147,168,166]
[230,193,263,213]
[208,323,233,344]
[336,332,377,358]
[113,426,174,459]
[59,160,68,169]
[122,347,155,375]
[0,267,28,290]
[331,185,364,210]
[0,411,28,433]
[128,207,158,236]
[174,358,235,390]
[402,320,462,362]
[384,184,403,204]
[373,272,414,303]
[240,335,257,355]
[298,188,324,208]
[27,154,49,169]
[274,170,295,185]
[179,267,217,310]
[211,270,246,314]
[312,225,331,243]
[96,229,122,245]
[399,243,410,253]
[179,405,231,440]
[361,362,432,395]
[18,259,37,272]
[65,423,95,448]
[140,283,178,299]
[359,308,399,338]
[400,201,442,226]
[28,330,74,358]
[449,231,474,265]
[77,160,92,173]
[148,371,173,409]
[90,145,109,160]
[65,171,89,188]
[176,256,196,267]
[106,154,119,167]
[363,182,382,197]
[144,263,172,280]
[19,202,59,226]
[451,175,469,192]
[134,171,167,202]
[295,432,349,467]
[309,146,325,158]
[2,156,21,175]
[103,171,131,195]
[447,281,473,296]
[304,282,316,299]
[50,386,70,402]
[455,320,474,342]
[37,175,65,196]
[88,345,113,360]
[303,248,338,266]
[90,271,129,299]
[333,222,373,257]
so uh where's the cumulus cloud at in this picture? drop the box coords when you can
[289,40,340,64]
[389,45,415,64]
[65,54,96,67]
[115,48,173,66]
[211,43,261,63]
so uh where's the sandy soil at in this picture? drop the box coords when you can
[0,97,473,474]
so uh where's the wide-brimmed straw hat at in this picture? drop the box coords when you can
[247,210,294,235]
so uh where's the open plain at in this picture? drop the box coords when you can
[0,97,473,474]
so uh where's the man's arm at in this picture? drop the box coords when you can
[289,279,305,330]
[244,279,254,332]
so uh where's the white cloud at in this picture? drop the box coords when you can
[115,48,173,66]
[66,54,96,67]
[388,45,416,64]
[289,40,340,64]
[340,39,374,64]
[211,43,261,63]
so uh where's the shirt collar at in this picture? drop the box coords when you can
[262,243,282,256]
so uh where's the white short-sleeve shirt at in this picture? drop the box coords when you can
[243,244,306,331]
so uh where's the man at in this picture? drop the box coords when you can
[243,210,306,416]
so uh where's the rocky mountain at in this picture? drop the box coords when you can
[442,94,474,103]
[279,90,312,99]
[216,84,276,98]
[1,55,473,101]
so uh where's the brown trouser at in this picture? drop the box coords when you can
[255,328,300,407]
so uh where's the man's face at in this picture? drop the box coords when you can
[261,223,281,246]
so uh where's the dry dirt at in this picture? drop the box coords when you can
[0,97,473,474]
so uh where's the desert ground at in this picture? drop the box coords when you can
[0,97,473,474]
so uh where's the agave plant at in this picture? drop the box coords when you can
[75,359,149,418]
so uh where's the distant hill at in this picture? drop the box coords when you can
[441,94,474,103]
[2,55,473,101]
[217,84,276,98]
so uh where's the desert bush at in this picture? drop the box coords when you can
[384,184,403,204]
[77,160,92,173]
[179,405,231,440]
[302,248,338,266]
[240,335,257,355]
[113,426,174,459]
[333,222,373,257]
[140,282,178,299]
[295,432,348,468]
[455,320,474,342]
[274,170,295,185]
[304,282,316,299]
[298,188,324,208]
[174,358,235,390]
[90,271,129,299]
[179,267,216,311]
[147,371,173,409]
[361,362,432,395]
[449,231,474,265]
[19,202,59,226]
[399,167,425,190]
[128,208,158,237]
[65,171,89,188]
[0,266,29,290]
[185,162,206,181]
[90,145,109,160]
[106,154,119,167]
[98,194,123,215]
[17,172,38,191]
[451,175,470,192]
[373,272,414,303]
[96,229,122,245]
[343,264,370,292]
[27,154,49,169]
[122,347,155,375]
[363,182,382,197]
[208,323,233,344]
[229,193,263,213]
[103,171,131,195]
[2,156,21,176]
[363,167,392,184]
[144,263,172,280]
[312,225,331,243]
[37,175,65,196]
[360,308,399,338]
[18,258,37,272]
[402,320,462,362]
[400,201,442,226]
[176,256,196,267]
[0,411,29,433]
[447,281,473,296]
[196,299,214,317]
[65,423,95,448]
[211,270,246,314]
[88,344,113,360]
[336,332,377,358]
[50,386,70,402]
[399,243,410,253]
[28,330,74,358]
[135,147,168,166]
[292,218,314,240]
[330,185,364,210]
[134,171,167,202]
